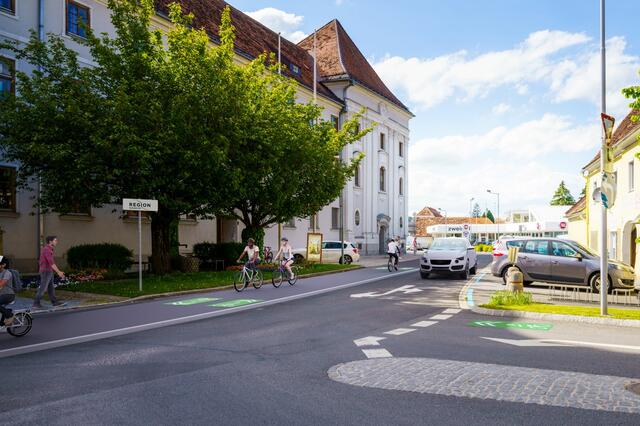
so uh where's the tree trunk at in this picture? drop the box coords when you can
[151,210,175,274]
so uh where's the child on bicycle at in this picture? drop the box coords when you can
[0,256,16,326]
[387,238,400,269]
[274,237,295,280]
[236,238,261,272]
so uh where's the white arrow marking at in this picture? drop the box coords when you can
[362,348,393,358]
[350,285,423,299]
[353,336,386,347]
[350,292,382,298]
[482,337,640,352]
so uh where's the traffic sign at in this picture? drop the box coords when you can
[123,198,158,212]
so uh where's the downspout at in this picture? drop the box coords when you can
[339,81,354,258]
[36,0,45,259]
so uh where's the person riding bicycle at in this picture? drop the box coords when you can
[236,238,261,272]
[0,256,16,327]
[387,238,400,268]
[274,237,295,280]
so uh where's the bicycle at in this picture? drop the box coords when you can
[233,262,264,292]
[272,259,301,287]
[1,303,33,338]
[387,253,399,272]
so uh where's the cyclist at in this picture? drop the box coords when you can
[236,238,261,273]
[0,256,15,326]
[387,238,400,270]
[274,237,295,280]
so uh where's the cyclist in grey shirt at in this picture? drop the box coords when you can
[0,256,15,326]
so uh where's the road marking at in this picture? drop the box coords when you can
[469,320,553,331]
[353,336,386,347]
[483,337,640,352]
[384,328,415,336]
[0,268,418,359]
[430,314,452,320]
[350,292,381,298]
[208,299,262,308]
[361,349,393,358]
[442,308,461,314]
[350,285,423,299]
[411,321,437,328]
[165,297,220,306]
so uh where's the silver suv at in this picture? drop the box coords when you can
[491,237,635,293]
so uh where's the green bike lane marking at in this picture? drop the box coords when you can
[209,299,263,308]
[165,297,221,306]
[468,320,553,331]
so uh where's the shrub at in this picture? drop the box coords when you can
[488,290,533,306]
[193,242,245,269]
[66,243,133,272]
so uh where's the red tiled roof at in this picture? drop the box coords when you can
[416,206,442,217]
[154,0,342,104]
[584,110,640,169]
[297,20,410,113]
[565,196,586,217]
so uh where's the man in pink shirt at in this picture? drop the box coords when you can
[33,236,65,310]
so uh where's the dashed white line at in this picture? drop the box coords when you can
[442,308,461,314]
[361,348,393,359]
[353,336,386,347]
[430,314,452,320]
[384,328,416,336]
[411,321,438,328]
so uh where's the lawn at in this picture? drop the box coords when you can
[60,263,360,298]
[481,302,640,321]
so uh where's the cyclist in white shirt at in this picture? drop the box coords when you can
[236,238,261,272]
[387,238,400,268]
[274,237,295,279]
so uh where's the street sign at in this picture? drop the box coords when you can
[122,198,158,212]
[468,320,553,331]
[600,172,617,208]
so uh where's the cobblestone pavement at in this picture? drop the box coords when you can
[328,357,640,414]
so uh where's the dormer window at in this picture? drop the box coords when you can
[0,0,15,15]
[290,63,301,75]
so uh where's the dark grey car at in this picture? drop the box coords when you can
[490,237,635,293]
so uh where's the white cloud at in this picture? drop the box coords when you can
[245,7,308,43]
[492,103,511,115]
[408,114,599,215]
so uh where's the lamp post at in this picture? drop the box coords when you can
[469,197,475,218]
[486,190,500,239]
[599,0,610,315]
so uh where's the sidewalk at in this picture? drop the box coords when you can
[357,252,422,268]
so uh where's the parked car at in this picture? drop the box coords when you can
[491,237,635,293]
[420,237,478,279]
[292,241,360,264]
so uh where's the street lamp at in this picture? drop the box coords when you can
[469,197,475,218]
[598,0,609,316]
[486,190,500,238]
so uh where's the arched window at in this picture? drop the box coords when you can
[399,177,404,195]
[355,210,361,226]
[379,167,386,192]
[400,217,403,228]
[354,166,360,187]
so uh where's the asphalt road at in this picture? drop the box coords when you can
[2,255,640,425]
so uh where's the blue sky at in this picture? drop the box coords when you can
[232,0,640,216]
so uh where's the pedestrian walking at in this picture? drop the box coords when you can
[0,256,16,326]
[33,236,65,310]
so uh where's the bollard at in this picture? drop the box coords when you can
[506,266,524,293]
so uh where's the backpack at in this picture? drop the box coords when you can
[9,269,23,292]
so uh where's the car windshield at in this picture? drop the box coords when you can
[430,239,467,251]
[569,241,598,257]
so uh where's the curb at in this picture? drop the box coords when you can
[25,265,366,316]
[471,305,640,328]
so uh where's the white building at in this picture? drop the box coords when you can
[0,0,411,270]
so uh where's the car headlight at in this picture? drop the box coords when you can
[610,263,632,272]
[456,256,464,261]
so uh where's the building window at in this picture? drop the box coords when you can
[330,115,339,131]
[309,214,319,230]
[629,160,635,192]
[354,210,360,226]
[0,0,15,15]
[610,231,618,260]
[0,166,17,212]
[399,217,403,228]
[379,167,386,192]
[284,218,296,228]
[66,1,91,38]
[65,200,91,216]
[354,166,360,187]
[399,177,404,195]
[399,141,404,157]
[331,207,340,229]
[0,57,15,96]
[289,63,301,75]
[380,133,385,151]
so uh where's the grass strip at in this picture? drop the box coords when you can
[481,303,640,321]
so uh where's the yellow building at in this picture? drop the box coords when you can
[576,110,640,270]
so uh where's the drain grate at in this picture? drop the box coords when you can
[625,382,640,396]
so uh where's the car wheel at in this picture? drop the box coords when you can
[293,254,305,264]
[470,263,477,275]
[589,272,613,294]
[420,272,430,279]
[460,265,470,280]
[523,280,533,287]
[340,255,353,265]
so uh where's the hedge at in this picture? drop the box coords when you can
[193,242,245,268]
[66,243,133,272]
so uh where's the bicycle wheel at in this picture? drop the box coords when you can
[7,312,32,337]
[252,270,264,289]
[288,266,300,285]
[272,269,284,288]
[387,258,394,272]
[233,270,247,292]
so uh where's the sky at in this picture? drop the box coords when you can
[230,0,640,217]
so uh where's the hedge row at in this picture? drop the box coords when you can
[193,242,245,268]
[66,243,133,271]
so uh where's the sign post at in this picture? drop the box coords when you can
[122,198,159,292]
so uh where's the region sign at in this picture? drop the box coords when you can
[123,198,158,212]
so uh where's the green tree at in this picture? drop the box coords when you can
[472,203,481,218]
[0,1,239,273]
[484,209,496,223]
[622,73,640,161]
[550,181,576,206]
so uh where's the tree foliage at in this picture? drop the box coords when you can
[550,181,576,206]
[471,203,481,218]
[483,209,496,223]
